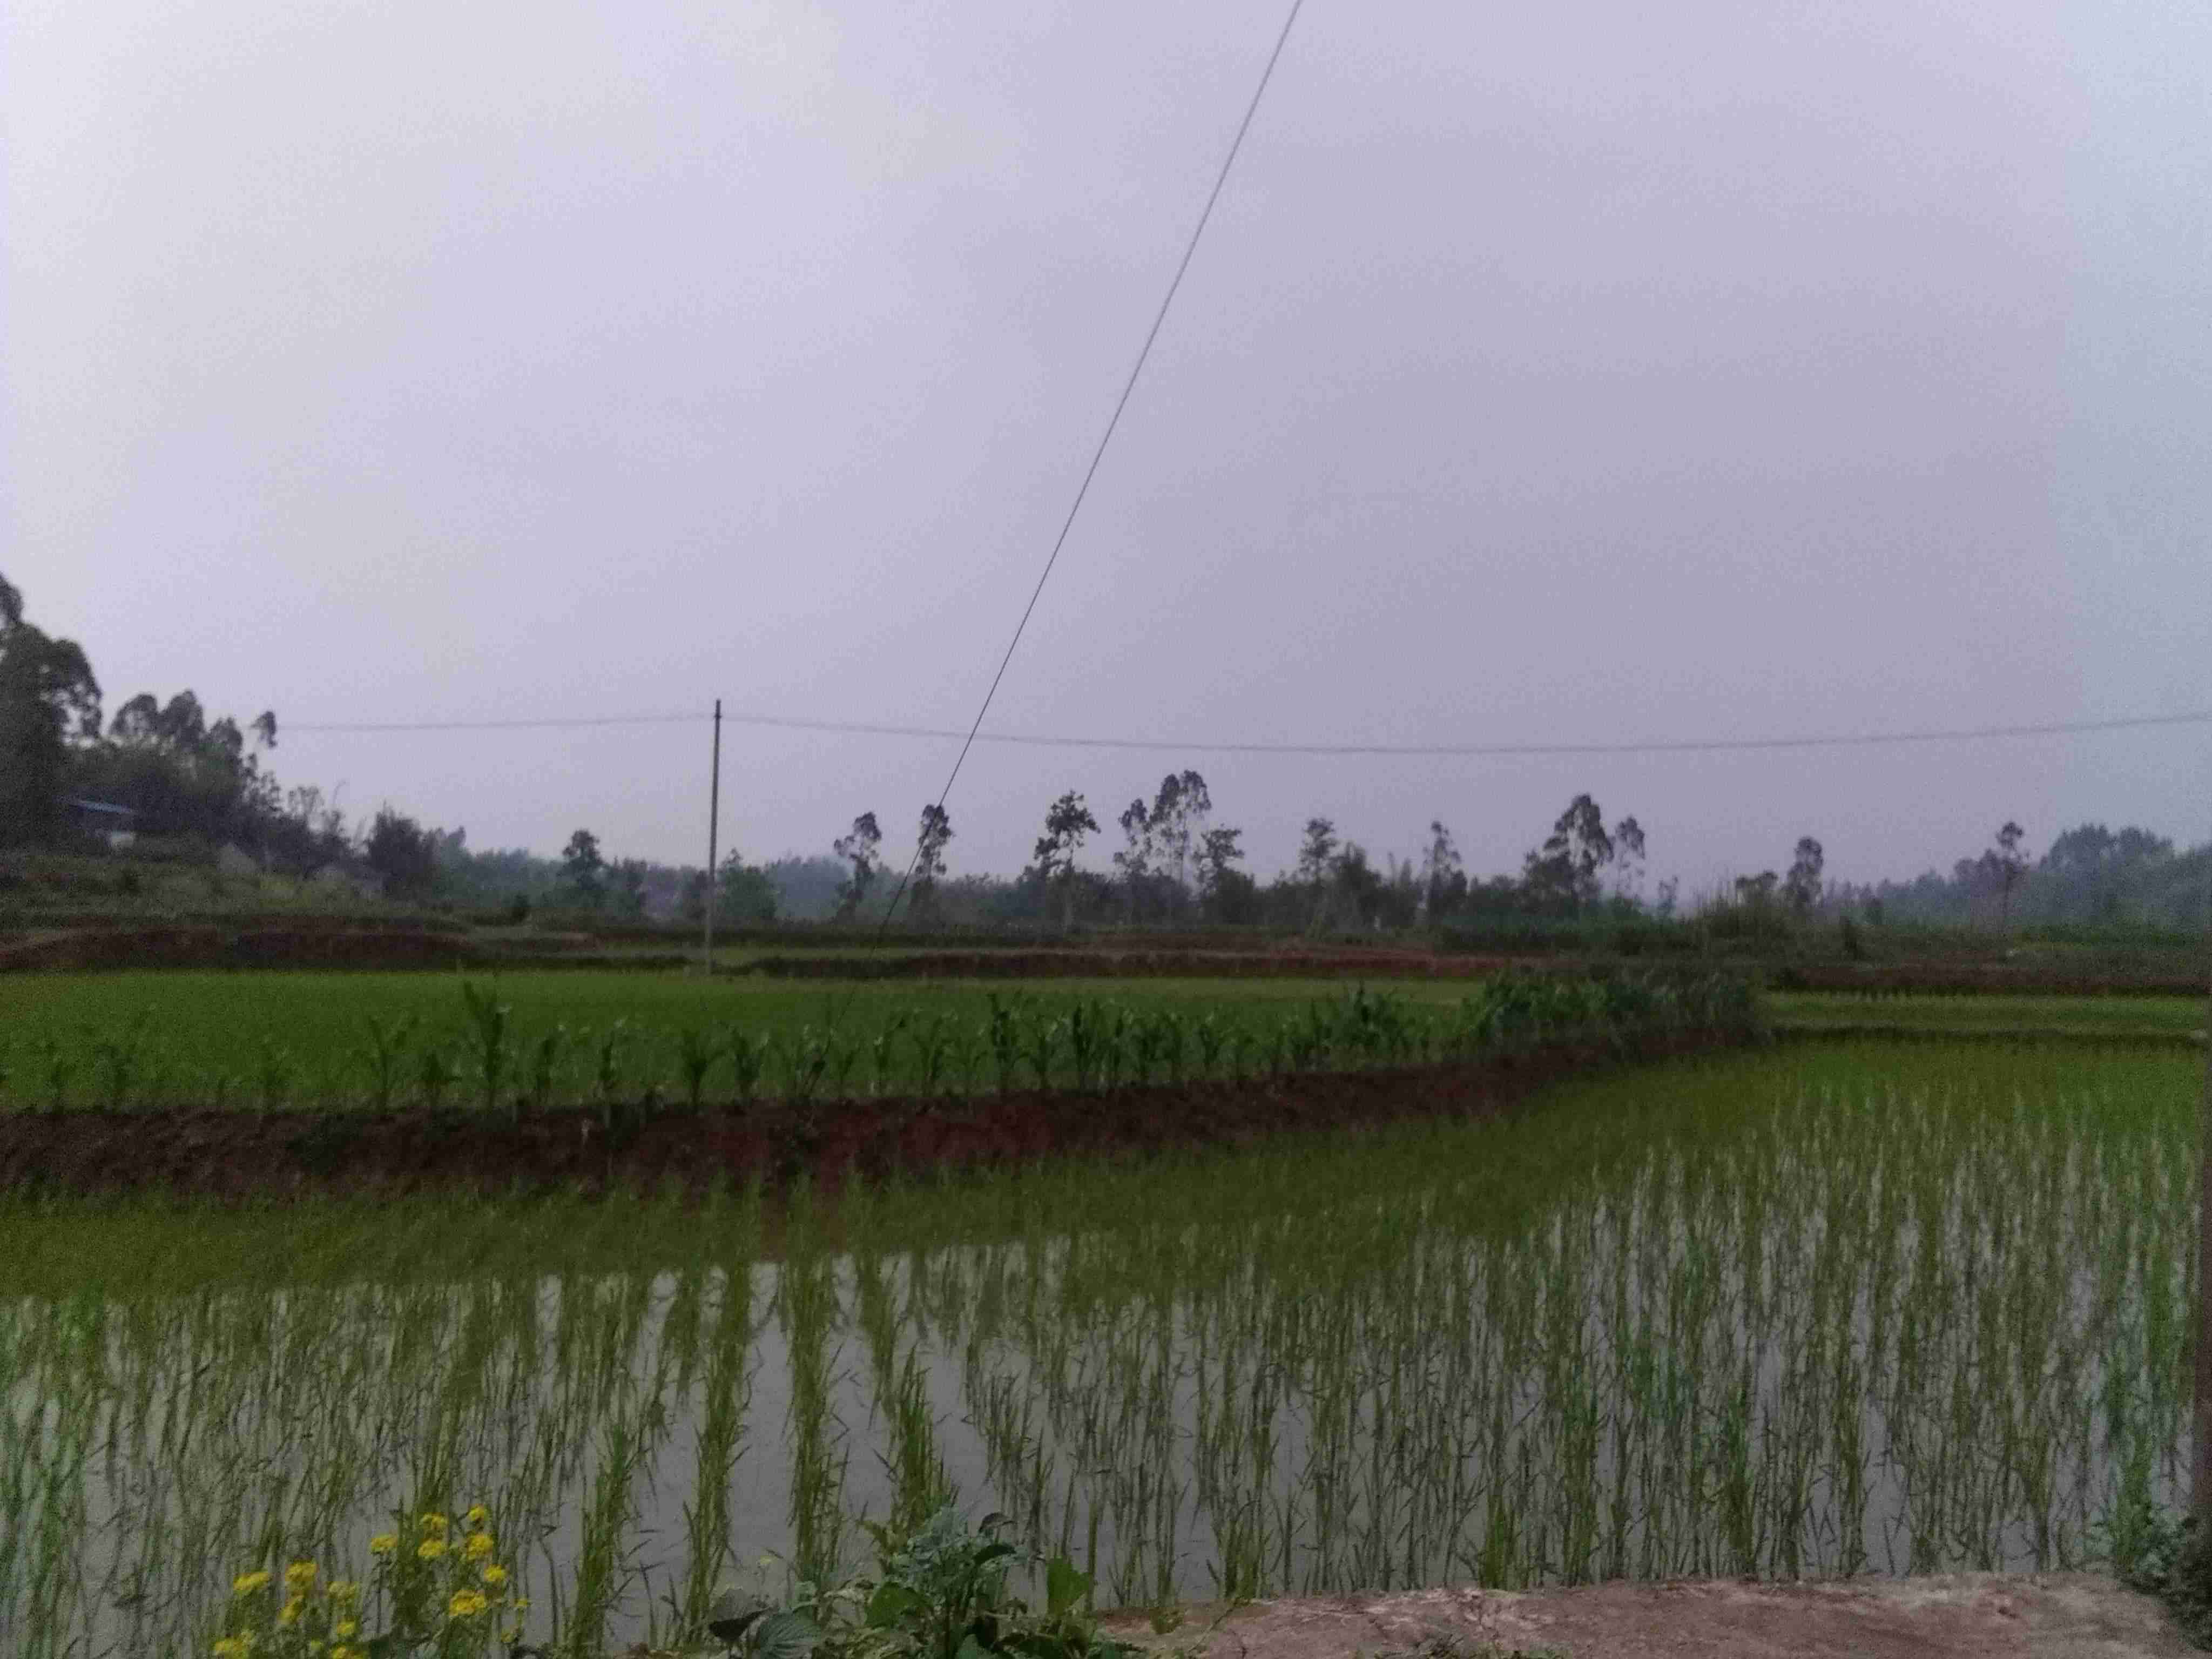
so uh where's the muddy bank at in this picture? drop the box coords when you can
[0,1031,1748,1202]
[1102,1574,2193,1658]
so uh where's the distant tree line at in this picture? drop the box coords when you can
[11,571,2205,930]
[1829,822,2212,932]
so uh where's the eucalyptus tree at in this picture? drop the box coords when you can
[832,812,884,922]
[1032,792,1100,928]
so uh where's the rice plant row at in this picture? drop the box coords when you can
[0,973,1761,1116]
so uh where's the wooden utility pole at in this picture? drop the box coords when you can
[702,699,722,974]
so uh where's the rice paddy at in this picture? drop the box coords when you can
[0,1038,2195,1658]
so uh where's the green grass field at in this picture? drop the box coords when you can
[2,968,1727,1111]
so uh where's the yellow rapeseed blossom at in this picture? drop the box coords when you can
[420,1512,449,1540]
[285,1560,319,1592]
[417,1537,448,1562]
[212,1640,247,1659]
[232,1570,272,1597]
[448,1588,489,1618]
[463,1530,495,1561]
[480,1563,509,1589]
[330,1648,360,1659]
[278,1597,305,1627]
[464,1505,490,1531]
[327,1580,361,1607]
[368,1535,398,1559]
[333,1620,358,1639]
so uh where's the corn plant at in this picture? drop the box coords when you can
[911,1015,952,1100]
[36,1036,72,1114]
[457,981,514,1118]
[1062,1003,1101,1092]
[92,1012,150,1112]
[986,997,1020,1096]
[869,1015,911,1099]
[524,1024,569,1117]
[358,1014,419,1113]
[255,1040,296,1112]
[781,1028,831,1107]
[414,1044,455,1111]
[587,1021,633,1135]
[727,1028,767,1106]
[676,1027,719,1114]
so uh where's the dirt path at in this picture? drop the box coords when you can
[1104,1576,2194,1658]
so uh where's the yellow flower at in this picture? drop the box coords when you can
[331,1648,359,1659]
[501,1626,522,1645]
[285,1560,319,1592]
[480,1563,509,1589]
[368,1534,397,1559]
[464,1530,495,1561]
[333,1620,359,1640]
[417,1537,447,1561]
[420,1512,449,1540]
[278,1597,305,1627]
[232,1570,272,1597]
[448,1588,489,1618]
[213,1641,247,1659]
[327,1580,361,1607]
[464,1505,490,1531]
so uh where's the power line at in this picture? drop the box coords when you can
[282,705,2212,756]
[903,0,1311,825]
[875,0,1309,928]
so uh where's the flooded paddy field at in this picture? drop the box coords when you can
[0,1040,2194,1656]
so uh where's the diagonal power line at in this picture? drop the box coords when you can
[876,0,1311,926]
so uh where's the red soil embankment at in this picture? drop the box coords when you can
[0,1031,1749,1202]
[0,925,486,972]
[756,949,1521,981]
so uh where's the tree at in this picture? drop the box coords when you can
[1783,836,1825,915]
[1734,870,1781,909]
[608,857,650,918]
[0,571,102,845]
[716,851,779,923]
[561,828,606,903]
[1149,770,1211,898]
[1112,797,1154,918]
[1296,817,1340,928]
[1420,821,1466,920]
[1330,841,1386,929]
[911,804,954,923]
[1523,794,1626,913]
[1981,821,2029,927]
[364,807,436,900]
[1611,815,1647,901]
[1195,825,1249,920]
[1032,792,1100,928]
[832,812,884,922]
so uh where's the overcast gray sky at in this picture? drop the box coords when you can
[6,0,2208,891]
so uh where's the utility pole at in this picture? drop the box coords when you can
[702,699,722,974]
